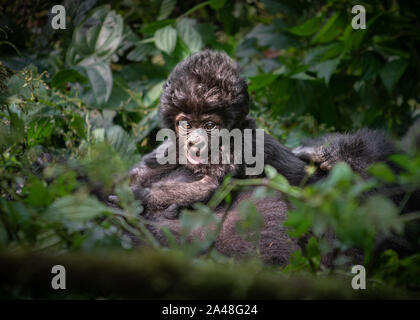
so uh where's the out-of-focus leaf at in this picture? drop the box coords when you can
[133,109,159,143]
[210,0,227,10]
[126,43,154,62]
[154,25,177,54]
[368,163,395,183]
[144,80,165,107]
[51,69,88,89]
[380,59,408,93]
[141,19,176,35]
[72,6,123,60]
[312,13,345,44]
[46,195,110,223]
[363,195,402,235]
[102,75,141,110]
[312,57,341,84]
[80,61,113,106]
[289,16,323,37]
[304,43,343,65]
[27,118,55,147]
[176,18,203,53]
[105,125,137,158]
[157,0,176,20]
[248,73,278,91]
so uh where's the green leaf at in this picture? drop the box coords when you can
[27,117,55,147]
[368,163,395,183]
[46,195,110,223]
[176,18,203,53]
[289,16,323,37]
[102,75,142,110]
[154,25,177,54]
[380,59,408,93]
[304,43,343,65]
[158,0,177,20]
[248,73,278,91]
[72,6,123,61]
[141,19,176,35]
[126,43,154,62]
[50,69,88,89]
[312,13,344,44]
[210,0,227,10]
[81,61,113,106]
[312,57,341,84]
[363,195,402,235]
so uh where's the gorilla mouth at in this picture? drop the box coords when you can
[187,146,208,164]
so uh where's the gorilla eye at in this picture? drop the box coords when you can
[179,121,192,130]
[204,122,216,130]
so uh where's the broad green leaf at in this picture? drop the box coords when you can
[154,25,177,54]
[248,73,278,91]
[363,195,402,235]
[144,80,165,107]
[312,57,341,84]
[72,6,123,60]
[46,195,110,223]
[102,75,142,110]
[176,18,203,53]
[304,43,343,65]
[158,0,176,20]
[141,19,176,35]
[368,163,395,183]
[289,16,323,37]
[105,125,137,157]
[380,59,408,92]
[126,43,154,62]
[50,69,88,89]
[210,0,227,9]
[312,13,345,44]
[133,109,159,143]
[81,61,113,106]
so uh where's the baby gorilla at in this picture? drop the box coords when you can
[130,50,322,218]
[127,50,413,265]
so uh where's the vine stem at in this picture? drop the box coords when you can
[182,1,210,18]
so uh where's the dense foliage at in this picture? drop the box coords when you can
[0,0,419,298]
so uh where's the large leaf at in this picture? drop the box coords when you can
[248,73,279,91]
[72,6,123,61]
[154,25,178,54]
[80,61,113,106]
[157,0,176,20]
[126,43,154,62]
[379,59,408,93]
[50,69,88,89]
[289,16,323,37]
[312,13,345,44]
[209,0,227,10]
[312,57,341,85]
[102,75,142,110]
[46,195,110,223]
[176,18,203,53]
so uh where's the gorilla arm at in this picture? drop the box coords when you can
[292,128,396,177]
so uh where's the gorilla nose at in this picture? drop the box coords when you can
[188,135,201,147]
